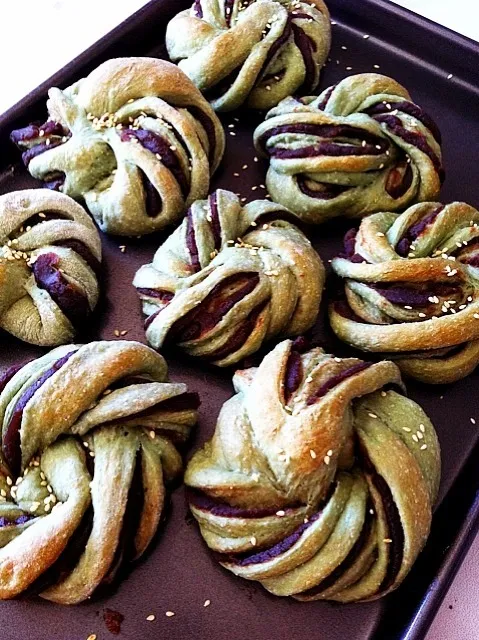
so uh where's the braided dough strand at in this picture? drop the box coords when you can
[0,341,198,603]
[134,189,324,366]
[186,339,440,602]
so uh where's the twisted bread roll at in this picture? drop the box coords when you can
[10,58,225,236]
[133,189,324,366]
[254,73,444,224]
[186,338,440,602]
[166,0,331,112]
[0,341,198,604]
[0,189,101,346]
[330,202,479,384]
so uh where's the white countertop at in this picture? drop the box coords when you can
[2,1,479,638]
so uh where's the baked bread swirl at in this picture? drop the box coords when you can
[0,341,198,604]
[330,202,479,384]
[133,189,324,366]
[186,338,441,603]
[10,58,225,236]
[0,189,101,347]
[253,73,444,224]
[166,0,331,112]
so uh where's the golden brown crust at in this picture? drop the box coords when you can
[186,339,440,602]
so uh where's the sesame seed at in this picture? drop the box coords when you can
[346,66,352,71]
[474,314,479,319]
[276,510,285,517]
[404,305,412,310]
[418,312,426,318]
[383,538,392,543]
[146,615,156,621]
[327,449,333,456]
[373,64,380,69]
[341,45,347,50]
[471,418,476,424]
[381,391,387,397]
[310,449,317,459]
[165,611,175,618]
[6,477,12,486]
[368,413,378,419]
[363,34,370,39]
[412,434,419,442]
[420,424,425,432]
[447,73,453,79]
[324,455,330,465]
[229,132,236,136]
[250,536,257,546]
[252,472,260,482]
[114,329,120,337]
[369,508,374,514]
[420,444,428,450]
[204,599,211,607]
[87,635,97,640]
[376,232,385,237]
[0,490,6,498]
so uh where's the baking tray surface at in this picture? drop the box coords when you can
[1,1,479,638]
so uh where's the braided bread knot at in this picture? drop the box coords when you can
[166,0,331,112]
[11,58,225,236]
[186,339,440,602]
[0,190,101,346]
[330,201,479,384]
[254,73,444,224]
[133,189,324,366]
[0,341,198,604]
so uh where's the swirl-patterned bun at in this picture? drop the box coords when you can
[330,202,479,384]
[186,338,440,603]
[133,189,324,366]
[254,73,444,224]
[10,58,225,236]
[0,341,199,604]
[166,0,331,112]
[0,189,101,346]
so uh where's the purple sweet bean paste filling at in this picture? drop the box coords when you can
[370,285,433,307]
[206,301,267,361]
[187,106,217,162]
[297,176,350,201]
[137,288,174,303]
[208,191,222,250]
[2,351,76,475]
[0,364,24,395]
[396,205,445,256]
[333,300,368,323]
[284,350,303,402]
[291,24,316,92]
[361,450,404,592]
[120,128,188,196]
[224,0,235,26]
[186,208,201,272]
[10,120,69,167]
[32,253,91,327]
[144,309,161,330]
[297,502,374,597]
[306,362,372,405]
[54,240,101,277]
[0,514,34,528]
[385,159,413,199]
[193,0,203,18]
[316,84,336,111]
[258,18,292,83]
[291,336,310,353]
[44,171,66,191]
[373,114,445,184]
[140,171,162,218]
[227,483,337,566]
[364,100,442,145]
[261,124,389,157]
[189,489,300,519]
[168,273,260,343]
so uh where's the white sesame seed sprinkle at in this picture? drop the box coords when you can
[165,611,175,618]
[146,614,156,621]
[310,449,317,459]
[204,600,211,608]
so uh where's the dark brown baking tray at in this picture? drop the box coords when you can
[1,1,479,638]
